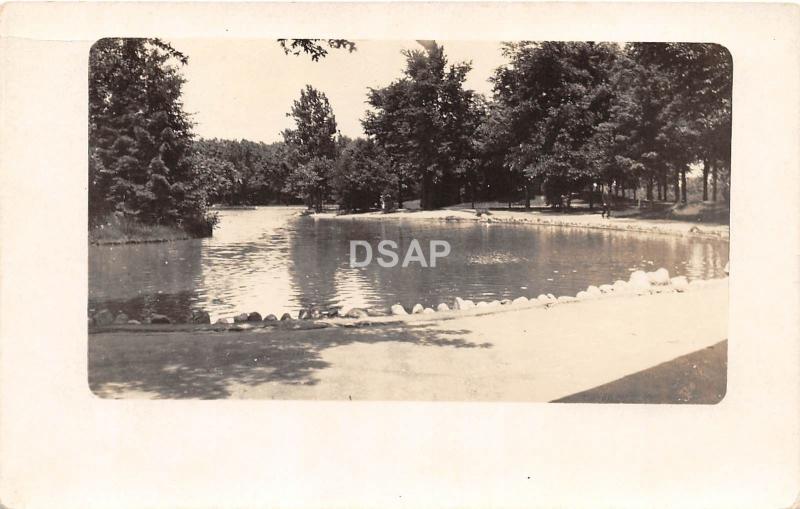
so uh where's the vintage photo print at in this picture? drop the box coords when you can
[88,38,730,402]
[1,3,798,509]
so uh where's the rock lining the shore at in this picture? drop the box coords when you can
[391,304,408,316]
[90,265,727,332]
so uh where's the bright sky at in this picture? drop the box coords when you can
[174,39,508,144]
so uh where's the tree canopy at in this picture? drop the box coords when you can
[89,39,732,239]
[363,41,483,209]
[282,85,339,211]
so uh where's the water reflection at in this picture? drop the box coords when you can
[88,207,729,322]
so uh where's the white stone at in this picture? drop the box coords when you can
[586,285,602,296]
[546,293,556,300]
[390,304,408,315]
[628,271,652,293]
[512,296,529,305]
[411,303,424,314]
[422,308,435,314]
[647,268,670,285]
[488,300,501,307]
[724,261,730,275]
[557,296,576,303]
[599,284,614,294]
[670,276,690,292]
[454,297,475,310]
[436,303,450,312]
[612,280,631,294]
[576,291,590,300]
[476,301,488,308]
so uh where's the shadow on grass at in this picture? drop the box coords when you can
[89,322,490,399]
[552,340,727,404]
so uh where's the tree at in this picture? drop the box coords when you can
[188,140,239,205]
[331,138,396,212]
[627,43,732,203]
[282,85,339,211]
[363,41,481,210]
[89,38,213,235]
[492,42,621,208]
[586,49,672,203]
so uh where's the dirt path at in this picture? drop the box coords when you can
[89,280,728,401]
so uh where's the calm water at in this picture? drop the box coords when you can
[89,206,729,322]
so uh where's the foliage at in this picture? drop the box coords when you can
[90,38,733,231]
[192,138,293,205]
[282,86,340,211]
[363,41,484,209]
[278,39,357,61]
[487,41,732,206]
[88,38,214,234]
[492,42,621,205]
[331,138,397,212]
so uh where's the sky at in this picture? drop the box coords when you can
[173,39,508,144]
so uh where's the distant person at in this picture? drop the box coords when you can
[601,185,612,218]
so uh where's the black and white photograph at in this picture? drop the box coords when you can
[2,3,799,508]
[87,38,731,402]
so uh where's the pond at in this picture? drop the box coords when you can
[89,206,729,322]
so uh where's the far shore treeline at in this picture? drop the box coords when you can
[89,38,731,240]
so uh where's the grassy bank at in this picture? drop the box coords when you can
[90,217,196,245]
[553,340,727,404]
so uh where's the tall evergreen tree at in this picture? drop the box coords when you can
[89,38,213,234]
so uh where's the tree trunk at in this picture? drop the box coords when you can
[470,178,476,209]
[524,183,531,210]
[656,179,662,201]
[681,167,688,204]
[421,172,433,210]
[722,165,730,203]
[508,170,513,209]
[702,160,709,201]
[646,177,653,201]
[712,162,718,202]
[673,171,680,203]
[397,177,404,209]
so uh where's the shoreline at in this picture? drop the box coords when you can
[90,262,726,330]
[89,224,201,246]
[317,207,730,240]
[89,205,730,246]
[89,279,728,401]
